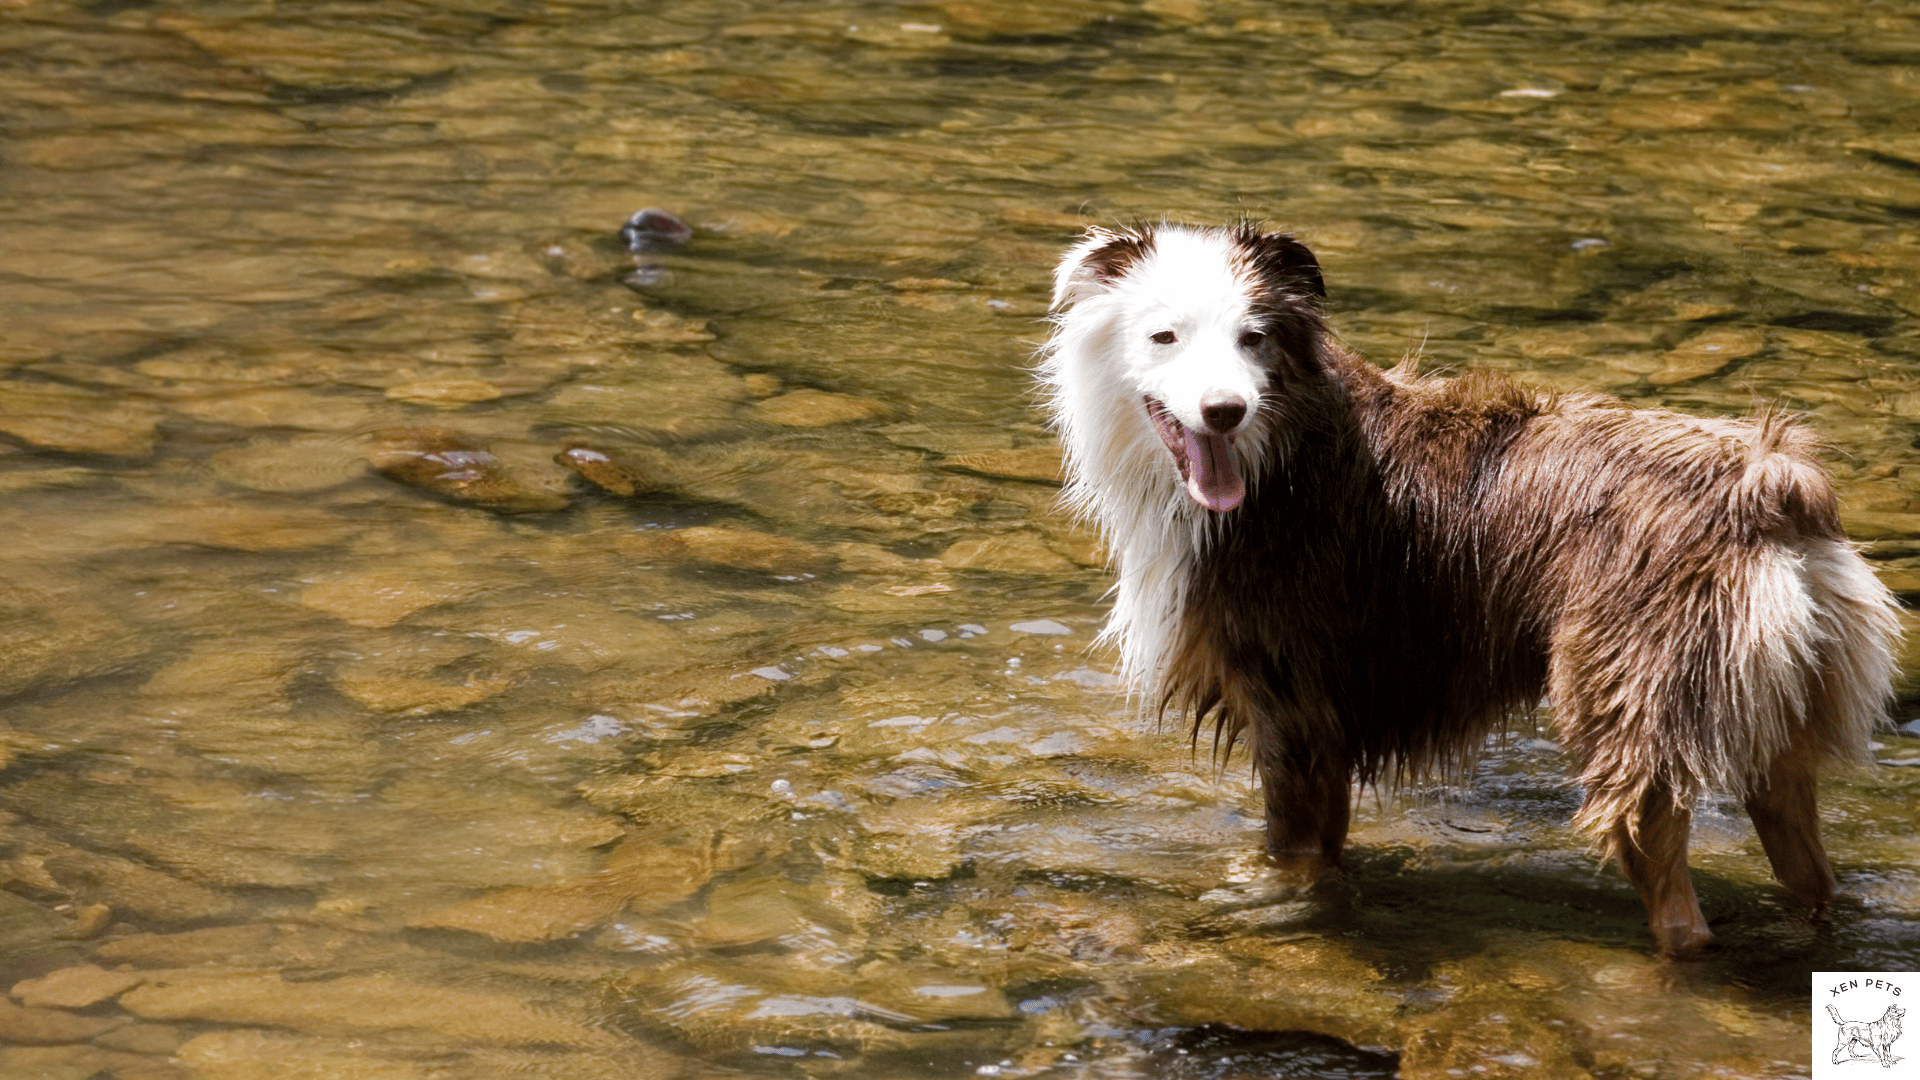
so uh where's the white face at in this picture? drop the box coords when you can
[1095,228,1268,513]
[1112,229,1268,438]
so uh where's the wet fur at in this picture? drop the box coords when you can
[1040,222,1901,955]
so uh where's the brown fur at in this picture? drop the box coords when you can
[1062,226,1901,956]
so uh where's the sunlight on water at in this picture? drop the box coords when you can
[0,0,1918,1077]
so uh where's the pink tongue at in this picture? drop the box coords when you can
[1182,428,1245,512]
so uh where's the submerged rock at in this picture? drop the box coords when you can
[554,443,667,497]
[0,379,163,457]
[752,389,890,427]
[1646,326,1766,385]
[122,969,629,1049]
[209,435,364,493]
[0,997,123,1045]
[367,428,568,512]
[0,582,147,699]
[299,566,490,629]
[10,964,145,1010]
[412,830,712,943]
[620,208,693,252]
[175,1028,684,1080]
[618,525,836,575]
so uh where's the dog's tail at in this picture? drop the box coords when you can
[1829,1004,1847,1025]
[1728,410,1842,540]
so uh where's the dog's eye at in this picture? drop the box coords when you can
[1239,331,1265,349]
[1150,330,1177,345]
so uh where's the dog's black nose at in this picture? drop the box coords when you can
[1200,394,1247,434]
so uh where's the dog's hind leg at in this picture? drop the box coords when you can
[1610,783,1715,957]
[1743,745,1839,909]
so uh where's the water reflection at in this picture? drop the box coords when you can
[0,0,1917,1077]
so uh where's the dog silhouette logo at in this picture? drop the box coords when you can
[1817,973,1914,1076]
[1828,1003,1905,1068]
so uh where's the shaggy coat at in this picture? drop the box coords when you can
[1040,222,1901,956]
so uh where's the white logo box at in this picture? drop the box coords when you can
[1814,971,1914,1077]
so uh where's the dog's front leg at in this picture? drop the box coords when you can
[1256,741,1351,879]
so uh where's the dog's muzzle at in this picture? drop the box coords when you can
[1145,396,1245,512]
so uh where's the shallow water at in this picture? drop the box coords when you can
[2,0,1919,1076]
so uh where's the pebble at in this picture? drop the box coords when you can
[620,207,693,252]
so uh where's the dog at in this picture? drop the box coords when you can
[1038,221,1901,956]
[1828,1003,1905,1067]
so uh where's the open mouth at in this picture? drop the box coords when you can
[1145,396,1245,513]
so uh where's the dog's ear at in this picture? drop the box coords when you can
[1052,227,1154,309]
[1238,227,1326,304]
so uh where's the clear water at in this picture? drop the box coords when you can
[1,1,1918,1076]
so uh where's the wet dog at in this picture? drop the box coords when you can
[1039,221,1901,956]
[1828,1003,1904,1066]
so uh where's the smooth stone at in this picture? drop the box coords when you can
[176,1029,681,1080]
[330,673,511,716]
[55,904,112,941]
[639,526,836,575]
[94,925,349,968]
[939,533,1079,574]
[752,389,889,427]
[1844,510,1920,541]
[208,436,365,493]
[0,891,66,960]
[11,964,144,1009]
[383,379,504,407]
[145,500,362,552]
[627,308,715,343]
[122,970,628,1049]
[0,1045,162,1079]
[0,996,122,1044]
[367,428,569,513]
[299,567,486,629]
[1648,326,1766,385]
[541,356,746,440]
[39,849,245,923]
[419,597,685,669]
[406,829,712,941]
[940,446,1064,483]
[0,583,147,699]
[0,380,163,457]
[554,444,663,497]
[412,881,630,944]
[91,1022,190,1055]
